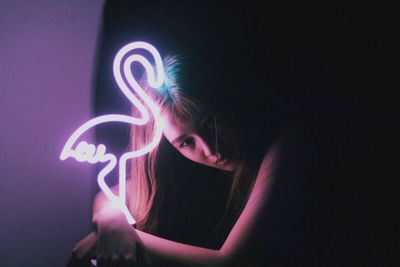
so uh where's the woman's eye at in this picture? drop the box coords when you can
[180,138,195,148]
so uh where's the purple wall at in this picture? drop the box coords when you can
[0,1,103,266]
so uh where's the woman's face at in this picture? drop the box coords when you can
[161,111,240,172]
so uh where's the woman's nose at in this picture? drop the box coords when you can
[201,139,220,162]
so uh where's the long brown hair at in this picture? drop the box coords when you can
[127,55,259,233]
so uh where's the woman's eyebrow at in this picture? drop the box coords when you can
[171,134,189,146]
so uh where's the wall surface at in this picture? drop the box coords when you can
[0,1,103,266]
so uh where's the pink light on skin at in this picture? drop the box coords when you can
[60,42,165,225]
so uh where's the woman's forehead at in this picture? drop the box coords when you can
[160,112,193,140]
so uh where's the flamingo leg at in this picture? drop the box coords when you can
[97,154,118,202]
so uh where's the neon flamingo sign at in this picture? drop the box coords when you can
[60,42,165,225]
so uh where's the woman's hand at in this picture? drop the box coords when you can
[66,231,97,267]
[94,201,142,265]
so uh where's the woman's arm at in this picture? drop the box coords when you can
[136,147,277,266]
[89,146,277,266]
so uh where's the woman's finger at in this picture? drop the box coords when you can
[72,231,97,260]
[65,254,91,267]
[97,259,135,267]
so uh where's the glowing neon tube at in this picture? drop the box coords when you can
[61,42,165,225]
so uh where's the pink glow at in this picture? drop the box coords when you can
[60,42,165,224]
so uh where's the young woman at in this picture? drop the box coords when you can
[69,54,295,267]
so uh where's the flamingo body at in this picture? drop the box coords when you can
[60,42,165,225]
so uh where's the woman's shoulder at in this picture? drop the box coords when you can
[255,139,282,178]
[248,142,281,202]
